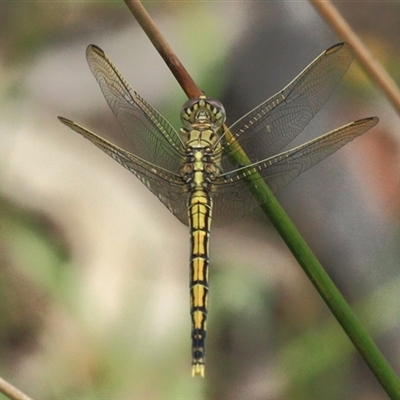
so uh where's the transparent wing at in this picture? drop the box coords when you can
[219,43,354,171]
[211,117,378,227]
[86,45,184,172]
[58,117,189,225]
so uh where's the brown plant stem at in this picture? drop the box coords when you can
[0,377,34,400]
[310,0,400,115]
[123,0,202,99]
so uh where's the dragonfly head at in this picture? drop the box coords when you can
[181,96,226,129]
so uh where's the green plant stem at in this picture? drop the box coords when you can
[260,188,400,399]
[228,134,400,397]
[124,1,400,397]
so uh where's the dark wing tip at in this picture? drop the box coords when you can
[368,116,379,123]
[58,116,72,124]
[326,42,351,55]
[86,44,105,58]
[356,116,379,124]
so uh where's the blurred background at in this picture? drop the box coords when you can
[0,1,400,399]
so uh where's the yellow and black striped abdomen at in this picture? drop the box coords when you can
[188,189,212,377]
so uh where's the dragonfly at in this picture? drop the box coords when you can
[58,42,378,377]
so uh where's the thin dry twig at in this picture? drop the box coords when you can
[310,0,400,115]
[0,377,34,400]
[123,0,202,99]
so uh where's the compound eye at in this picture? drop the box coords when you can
[180,96,226,126]
[180,98,200,127]
[206,99,226,126]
